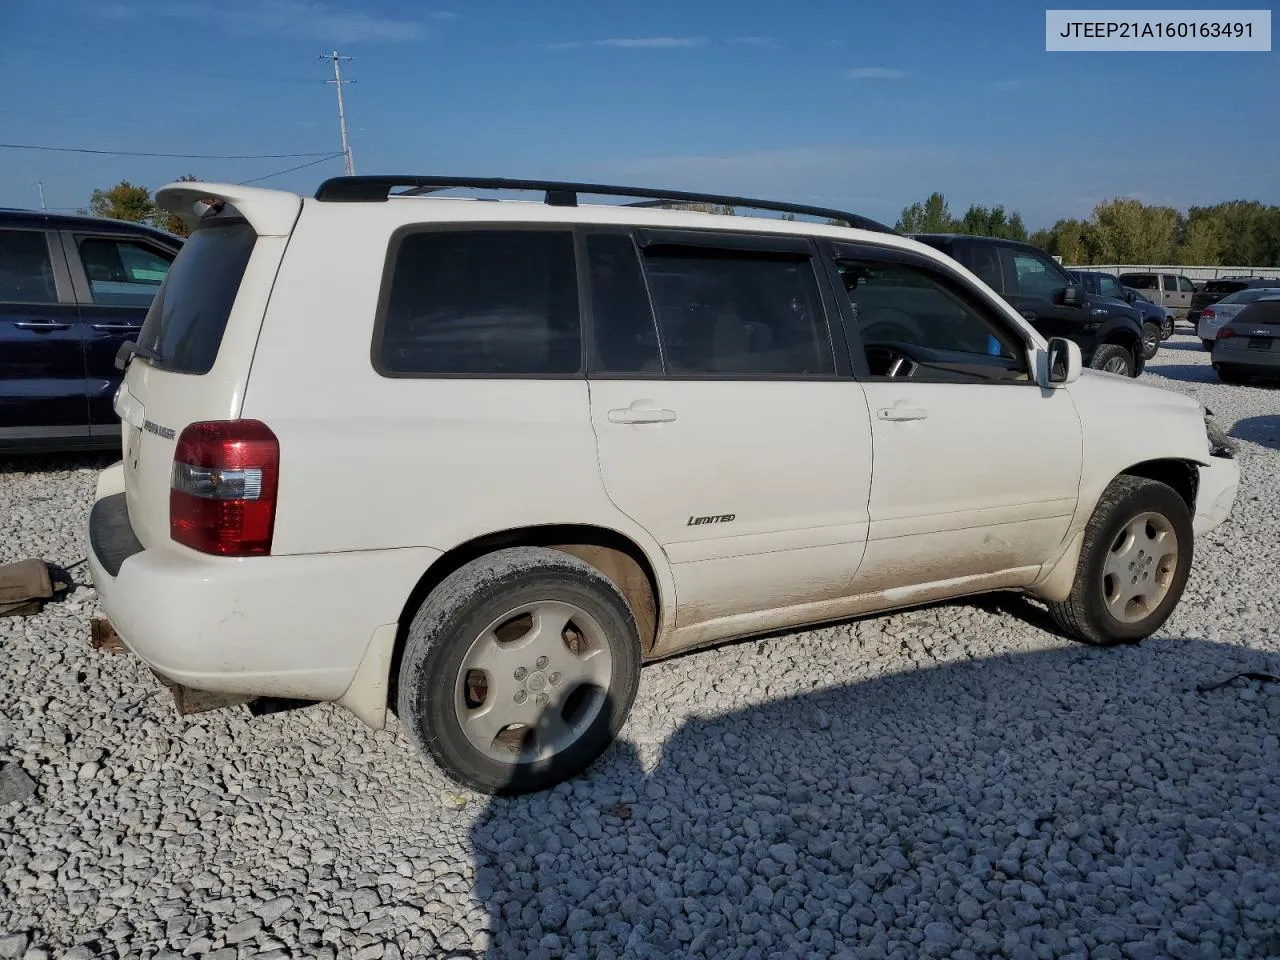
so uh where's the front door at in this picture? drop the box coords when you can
[63,231,177,438]
[0,227,88,446]
[583,230,873,628]
[997,245,1091,342]
[829,244,1082,593]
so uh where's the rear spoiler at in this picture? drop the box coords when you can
[154,181,302,238]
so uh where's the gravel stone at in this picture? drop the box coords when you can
[1,346,1278,957]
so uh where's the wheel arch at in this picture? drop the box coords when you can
[386,523,668,708]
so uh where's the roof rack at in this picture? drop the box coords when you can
[312,175,894,233]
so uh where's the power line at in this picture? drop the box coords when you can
[320,51,356,176]
[0,143,337,159]
[239,153,345,185]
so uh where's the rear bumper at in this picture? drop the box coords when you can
[1212,339,1280,373]
[86,468,441,702]
[1194,456,1239,536]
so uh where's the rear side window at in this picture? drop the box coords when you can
[1161,274,1179,291]
[78,237,174,307]
[136,220,256,375]
[1120,273,1156,290]
[377,230,581,376]
[585,233,662,375]
[964,244,1003,293]
[641,248,834,377]
[0,229,57,304]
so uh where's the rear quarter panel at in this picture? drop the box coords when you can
[240,202,674,599]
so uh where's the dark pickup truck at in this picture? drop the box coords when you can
[908,234,1147,377]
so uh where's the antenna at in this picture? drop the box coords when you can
[320,50,356,176]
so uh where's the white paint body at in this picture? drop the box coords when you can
[86,182,1241,728]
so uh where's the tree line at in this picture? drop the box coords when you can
[77,177,1280,266]
[895,191,1280,266]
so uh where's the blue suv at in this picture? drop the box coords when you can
[1070,269,1172,360]
[0,209,181,452]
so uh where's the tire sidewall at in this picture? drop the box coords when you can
[1079,482,1194,643]
[399,552,641,795]
[1091,344,1133,377]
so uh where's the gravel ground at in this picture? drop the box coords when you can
[1,334,1278,960]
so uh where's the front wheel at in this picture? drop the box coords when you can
[396,547,642,795]
[1090,343,1134,377]
[1141,322,1161,360]
[1047,476,1193,645]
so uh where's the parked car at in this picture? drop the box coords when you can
[1116,271,1196,324]
[1211,298,1280,384]
[1199,287,1280,350]
[0,209,182,453]
[911,234,1147,376]
[1191,276,1280,328]
[86,175,1240,794]
[1070,269,1169,358]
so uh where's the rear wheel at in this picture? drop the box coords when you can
[1160,316,1174,340]
[1202,339,1215,351]
[396,547,642,795]
[1090,343,1134,377]
[1048,476,1193,645]
[1141,322,1160,360]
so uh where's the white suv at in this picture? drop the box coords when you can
[87,175,1240,794]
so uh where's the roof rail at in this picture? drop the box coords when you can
[312,175,894,233]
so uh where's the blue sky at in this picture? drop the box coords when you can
[1,0,1277,228]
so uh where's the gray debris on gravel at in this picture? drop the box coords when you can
[1,341,1278,958]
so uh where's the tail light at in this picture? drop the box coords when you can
[1217,326,1236,339]
[1202,308,1215,321]
[170,420,279,556]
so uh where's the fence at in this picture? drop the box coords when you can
[1067,264,1280,282]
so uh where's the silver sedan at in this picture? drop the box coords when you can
[1211,298,1280,384]
[1198,287,1280,349]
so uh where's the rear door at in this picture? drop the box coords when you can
[116,194,296,548]
[62,230,178,440]
[1161,274,1184,316]
[586,228,874,627]
[0,226,89,446]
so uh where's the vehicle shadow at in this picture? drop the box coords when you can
[1231,415,1280,451]
[1143,363,1222,384]
[467,639,1280,959]
[0,451,117,476]
[1156,340,1207,352]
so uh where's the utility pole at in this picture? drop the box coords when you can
[36,180,46,211]
[321,50,356,175]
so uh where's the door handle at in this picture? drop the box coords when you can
[877,405,929,422]
[608,402,677,424]
[15,321,71,331]
[90,323,142,332]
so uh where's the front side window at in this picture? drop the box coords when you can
[1178,276,1196,292]
[641,248,834,376]
[838,258,1028,382]
[1007,250,1068,300]
[378,230,581,376]
[0,229,57,304]
[78,237,174,306]
[1097,275,1128,300]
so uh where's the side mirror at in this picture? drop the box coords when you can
[1124,290,1136,303]
[1046,337,1082,385]
[1062,284,1084,307]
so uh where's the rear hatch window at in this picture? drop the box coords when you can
[1205,280,1248,295]
[134,219,257,374]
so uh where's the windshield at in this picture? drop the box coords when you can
[135,219,257,375]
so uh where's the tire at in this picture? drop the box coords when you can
[1160,317,1174,340]
[1089,343,1134,377]
[1202,339,1215,351]
[1047,476,1193,646]
[396,547,642,795]
[1216,364,1250,385]
[1141,322,1160,360]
